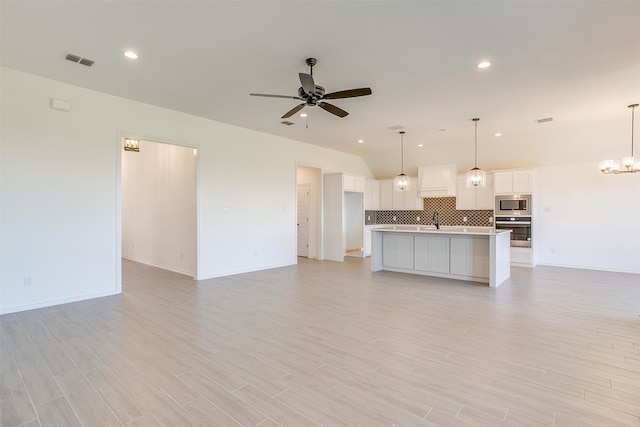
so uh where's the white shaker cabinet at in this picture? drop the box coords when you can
[364,179,380,210]
[382,233,414,269]
[493,169,535,195]
[450,236,490,279]
[392,178,420,210]
[414,235,450,273]
[456,174,494,210]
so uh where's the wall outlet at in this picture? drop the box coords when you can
[488,217,494,223]
[24,276,32,286]
[462,216,468,222]
[367,215,371,221]
[551,248,556,254]
[416,216,420,222]
[393,216,397,221]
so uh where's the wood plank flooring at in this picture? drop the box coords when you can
[1,258,639,426]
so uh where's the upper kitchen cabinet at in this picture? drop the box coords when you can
[418,164,457,198]
[342,173,366,192]
[456,174,494,210]
[364,179,380,210]
[379,178,421,210]
[493,169,536,195]
[392,178,421,210]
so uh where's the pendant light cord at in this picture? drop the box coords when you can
[631,104,636,158]
[399,131,406,174]
[472,118,479,168]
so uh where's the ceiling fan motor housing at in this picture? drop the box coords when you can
[298,85,325,105]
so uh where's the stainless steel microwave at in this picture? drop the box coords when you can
[495,195,531,216]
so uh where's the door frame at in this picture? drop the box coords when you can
[295,163,323,260]
[116,130,200,292]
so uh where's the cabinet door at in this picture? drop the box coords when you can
[450,237,489,278]
[380,180,393,210]
[382,234,414,269]
[493,172,513,195]
[343,174,355,192]
[455,176,476,210]
[414,235,450,273]
[405,178,421,210]
[354,176,366,193]
[512,171,532,194]
[364,179,373,210]
[475,174,494,210]
[392,186,405,210]
[370,180,381,210]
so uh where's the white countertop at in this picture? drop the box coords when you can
[372,225,510,236]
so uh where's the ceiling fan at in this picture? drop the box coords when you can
[250,58,372,119]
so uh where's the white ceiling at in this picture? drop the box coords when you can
[2,1,639,164]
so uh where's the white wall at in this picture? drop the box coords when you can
[122,140,196,276]
[535,162,640,273]
[0,68,372,314]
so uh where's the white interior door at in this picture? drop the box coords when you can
[297,184,310,257]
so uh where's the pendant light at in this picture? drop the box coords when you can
[394,131,410,191]
[600,103,640,174]
[466,118,486,187]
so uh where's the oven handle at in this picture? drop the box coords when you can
[495,221,531,225]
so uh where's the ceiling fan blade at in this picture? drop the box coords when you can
[281,103,306,119]
[299,73,315,95]
[323,87,372,100]
[318,102,349,118]
[250,93,301,100]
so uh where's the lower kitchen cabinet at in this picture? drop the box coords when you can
[382,234,414,269]
[450,236,490,278]
[414,235,450,273]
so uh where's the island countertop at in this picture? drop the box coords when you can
[373,225,510,236]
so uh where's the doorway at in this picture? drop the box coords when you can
[121,137,197,277]
[296,165,322,259]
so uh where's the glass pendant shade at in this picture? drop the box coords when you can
[467,118,486,187]
[394,173,410,191]
[466,167,486,187]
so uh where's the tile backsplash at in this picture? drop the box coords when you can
[365,197,493,227]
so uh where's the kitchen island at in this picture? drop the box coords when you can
[371,226,511,287]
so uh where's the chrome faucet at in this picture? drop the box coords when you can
[432,211,441,229]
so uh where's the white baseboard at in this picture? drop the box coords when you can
[0,289,119,315]
[123,256,194,277]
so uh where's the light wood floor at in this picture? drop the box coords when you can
[1,258,639,427]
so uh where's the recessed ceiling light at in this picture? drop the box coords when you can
[124,50,138,59]
[418,144,424,147]
[300,112,308,118]
[357,139,364,144]
[494,132,502,137]
[477,61,491,69]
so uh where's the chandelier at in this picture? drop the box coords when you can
[600,104,639,174]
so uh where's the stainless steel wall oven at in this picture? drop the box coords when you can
[495,216,532,248]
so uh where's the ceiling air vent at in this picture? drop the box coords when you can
[536,117,554,123]
[65,53,95,67]
[387,125,404,131]
[280,121,295,126]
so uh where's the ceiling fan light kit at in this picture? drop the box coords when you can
[600,103,640,174]
[250,58,372,119]
[466,118,486,187]
[394,131,411,191]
